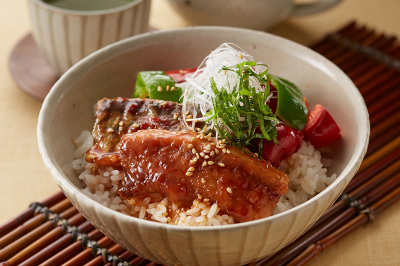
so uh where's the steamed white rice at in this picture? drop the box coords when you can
[72,130,336,226]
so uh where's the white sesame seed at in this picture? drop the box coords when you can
[197,194,203,200]
[127,198,136,205]
[186,172,193,176]
[210,151,215,157]
[157,86,163,92]
[202,162,207,167]
[192,148,197,154]
[227,150,231,154]
[201,178,206,183]
[186,115,193,119]
[240,53,243,59]
[215,149,220,154]
[133,123,140,128]
[188,144,193,149]
[218,162,225,167]
[191,137,195,142]
[185,111,190,115]
[119,121,124,126]
[204,155,210,159]
[208,161,214,165]
[107,128,114,133]
[204,198,210,202]
[200,152,205,157]
[226,187,232,194]
[188,167,195,172]
[171,86,176,91]
[173,113,178,120]
[205,145,211,150]
[166,85,170,91]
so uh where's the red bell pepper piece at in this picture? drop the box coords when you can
[262,124,303,168]
[252,124,303,168]
[302,104,341,148]
[165,67,197,83]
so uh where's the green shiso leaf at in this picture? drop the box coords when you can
[210,62,279,148]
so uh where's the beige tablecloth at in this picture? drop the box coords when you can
[1,1,399,265]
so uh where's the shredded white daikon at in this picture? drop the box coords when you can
[178,43,269,136]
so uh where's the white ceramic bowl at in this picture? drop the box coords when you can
[38,27,369,266]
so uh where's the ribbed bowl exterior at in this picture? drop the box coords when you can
[28,0,151,75]
[37,27,369,266]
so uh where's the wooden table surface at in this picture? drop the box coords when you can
[1,1,399,265]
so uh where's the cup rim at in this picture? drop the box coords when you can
[30,0,145,15]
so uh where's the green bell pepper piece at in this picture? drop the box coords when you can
[134,71,182,102]
[267,74,308,130]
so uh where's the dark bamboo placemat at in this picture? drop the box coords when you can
[1,21,400,266]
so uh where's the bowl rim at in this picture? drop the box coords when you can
[37,26,370,232]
